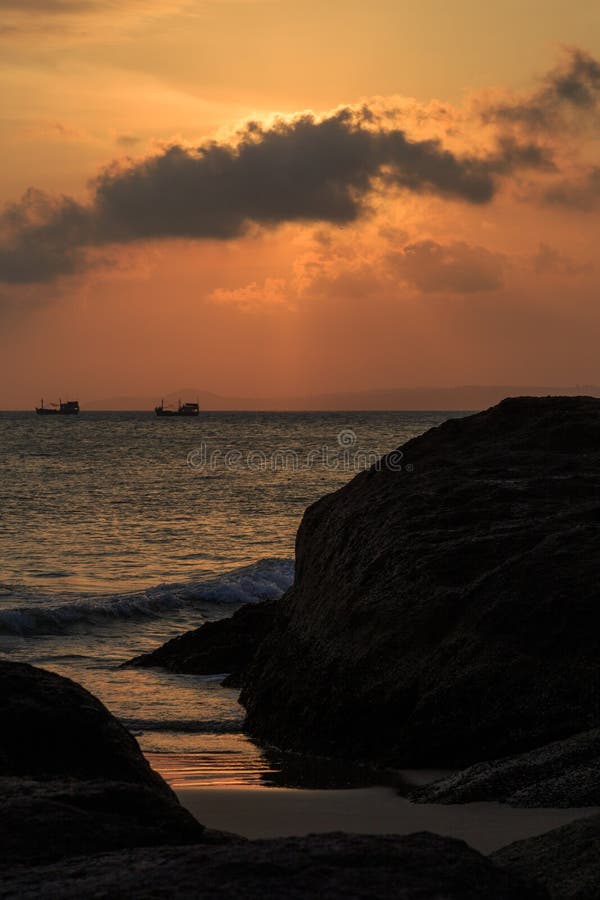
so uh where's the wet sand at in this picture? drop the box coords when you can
[177,785,598,854]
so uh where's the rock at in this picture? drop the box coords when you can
[0,660,167,790]
[492,813,600,899]
[126,600,276,687]
[0,660,208,864]
[411,729,600,807]
[0,832,547,899]
[240,397,600,768]
[0,776,216,866]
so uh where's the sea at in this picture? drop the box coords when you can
[0,410,462,789]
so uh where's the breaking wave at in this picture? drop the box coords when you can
[0,557,293,637]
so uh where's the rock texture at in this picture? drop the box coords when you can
[0,660,207,864]
[412,729,600,807]
[0,832,547,900]
[127,599,276,687]
[493,813,600,900]
[0,776,216,866]
[239,397,600,767]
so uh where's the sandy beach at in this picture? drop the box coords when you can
[176,785,598,854]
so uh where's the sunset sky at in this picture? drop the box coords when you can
[1,0,600,408]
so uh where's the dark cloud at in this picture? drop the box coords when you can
[543,167,600,211]
[0,189,91,283]
[0,109,551,284]
[388,240,506,294]
[485,48,600,131]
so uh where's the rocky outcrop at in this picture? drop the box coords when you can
[239,397,600,768]
[0,658,554,898]
[412,729,600,807]
[0,832,547,899]
[127,599,276,687]
[1,660,170,790]
[0,660,208,864]
[492,813,600,900]
[0,776,218,866]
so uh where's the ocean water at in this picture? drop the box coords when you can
[0,410,462,787]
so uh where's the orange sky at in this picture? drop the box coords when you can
[1,1,600,407]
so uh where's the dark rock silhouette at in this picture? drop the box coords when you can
[238,397,600,767]
[0,658,552,897]
[127,600,276,687]
[7,398,600,897]
[0,776,223,866]
[1,660,169,789]
[0,832,547,899]
[493,813,600,900]
[0,660,208,864]
[412,729,600,807]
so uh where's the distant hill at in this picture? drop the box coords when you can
[85,385,600,411]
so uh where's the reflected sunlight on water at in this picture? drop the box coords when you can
[0,410,464,787]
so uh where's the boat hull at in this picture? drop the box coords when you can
[155,405,200,417]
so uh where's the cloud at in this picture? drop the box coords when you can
[262,230,507,305]
[22,120,89,142]
[532,242,593,276]
[0,0,270,20]
[210,277,289,311]
[0,1,95,9]
[543,167,600,211]
[0,0,183,13]
[0,0,193,41]
[0,189,91,283]
[483,47,600,131]
[115,134,143,148]
[388,240,506,293]
[0,108,550,285]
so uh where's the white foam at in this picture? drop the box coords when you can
[0,558,294,636]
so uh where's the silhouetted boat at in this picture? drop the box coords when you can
[35,398,80,416]
[155,399,200,417]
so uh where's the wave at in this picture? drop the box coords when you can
[0,557,294,637]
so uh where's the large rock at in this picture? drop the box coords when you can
[0,660,170,789]
[127,599,276,687]
[492,813,600,900]
[0,660,208,864]
[240,397,600,767]
[412,729,600,807]
[0,832,547,899]
[0,775,218,866]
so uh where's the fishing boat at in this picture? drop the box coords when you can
[35,398,80,416]
[155,399,200,417]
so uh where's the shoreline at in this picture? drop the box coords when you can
[176,784,599,855]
